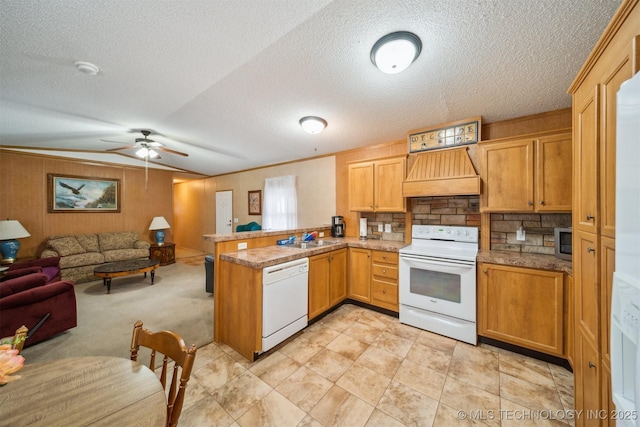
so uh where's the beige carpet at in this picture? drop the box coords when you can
[21,257,213,364]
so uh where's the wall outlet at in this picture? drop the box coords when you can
[378,224,383,232]
[319,231,324,237]
[384,224,392,233]
[516,227,526,241]
[238,242,248,250]
[234,218,239,223]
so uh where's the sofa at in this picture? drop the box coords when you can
[0,272,77,347]
[41,231,151,283]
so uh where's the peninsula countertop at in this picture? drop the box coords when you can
[219,237,406,269]
[203,226,331,243]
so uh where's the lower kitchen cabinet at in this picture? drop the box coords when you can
[348,248,399,312]
[309,249,347,320]
[371,250,399,311]
[574,330,602,427]
[478,263,566,357]
[348,248,371,303]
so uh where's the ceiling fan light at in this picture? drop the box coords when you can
[136,147,150,158]
[299,116,327,134]
[148,149,159,159]
[371,31,422,74]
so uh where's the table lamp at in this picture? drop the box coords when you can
[0,219,31,262]
[149,216,171,245]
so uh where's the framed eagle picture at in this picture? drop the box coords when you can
[47,174,121,213]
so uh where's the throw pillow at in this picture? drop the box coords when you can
[75,234,100,252]
[49,236,86,257]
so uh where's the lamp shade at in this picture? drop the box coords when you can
[149,216,171,230]
[0,220,31,240]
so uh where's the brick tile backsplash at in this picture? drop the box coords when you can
[491,213,571,254]
[359,196,570,253]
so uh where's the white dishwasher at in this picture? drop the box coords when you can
[262,257,309,352]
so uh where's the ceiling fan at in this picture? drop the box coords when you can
[103,130,189,159]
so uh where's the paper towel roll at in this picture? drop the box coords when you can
[359,218,367,240]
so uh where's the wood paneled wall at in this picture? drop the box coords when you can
[0,152,174,258]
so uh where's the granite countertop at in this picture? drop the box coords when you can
[219,237,406,269]
[477,249,572,274]
[203,226,331,243]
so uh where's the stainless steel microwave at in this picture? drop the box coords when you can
[554,227,572,260]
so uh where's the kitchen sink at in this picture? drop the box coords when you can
[280,240,341,249]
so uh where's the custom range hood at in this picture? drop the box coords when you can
[402,146,480,197]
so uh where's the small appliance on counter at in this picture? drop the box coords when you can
[553,227,572,260]
[359,218,367,240]
[331,216,345,237]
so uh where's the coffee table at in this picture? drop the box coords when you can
[94,259,160,293]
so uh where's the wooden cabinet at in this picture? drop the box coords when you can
[348,156,406,212]
[309,249,347,320]
[371,250,399,311]
[478,263,566,356]
[568,1,639,424]
[348,248,399,312]
[480,131,572,212]
[348,248,371,302]
[149,243,176,266]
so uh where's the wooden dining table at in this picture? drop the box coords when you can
[0,356,167,427]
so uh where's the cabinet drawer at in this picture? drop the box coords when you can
[372,251,398,264]
[372,280,398,305]
[372,264,398,281]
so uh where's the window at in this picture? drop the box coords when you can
[262,175,297,230]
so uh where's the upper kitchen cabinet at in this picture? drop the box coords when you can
[479,130,572,212]
[348,156,406,212]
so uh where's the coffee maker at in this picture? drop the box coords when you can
[331,216,345,237]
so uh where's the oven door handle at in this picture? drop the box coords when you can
[400,254,476,267]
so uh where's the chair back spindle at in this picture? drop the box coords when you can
[130,320,197,427]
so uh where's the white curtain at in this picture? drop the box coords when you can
[262,175,297,230]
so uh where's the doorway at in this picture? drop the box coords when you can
[216,190,233,234]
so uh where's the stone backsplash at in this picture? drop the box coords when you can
[490,213,571,255]
[359,196,570,255]
[360,195,481,242]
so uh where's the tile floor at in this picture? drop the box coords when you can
[178,304,574,427]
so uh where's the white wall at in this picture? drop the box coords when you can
[212,156,336,229]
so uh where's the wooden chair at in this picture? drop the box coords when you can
[0,325,28,353]
[130,320,197,427]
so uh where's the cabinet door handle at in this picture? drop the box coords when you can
[587,247,596,254]
[539,200,545,205]
[588,361,596,369]
[382,289,387,294]
[483,269,488,273]
[586,214,595,221]
[527,201,533,206]
[382,269,386,273]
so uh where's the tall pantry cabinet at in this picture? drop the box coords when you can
[567,1,639,425]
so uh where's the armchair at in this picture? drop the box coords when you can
[0,272,77,347]
[3,257,61,284]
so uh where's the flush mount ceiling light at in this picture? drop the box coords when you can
[74,61,99,75]
[299,116,327,134]
[370,31,422,74]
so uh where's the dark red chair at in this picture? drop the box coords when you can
[3,257,61,284]
[0,272,76,347]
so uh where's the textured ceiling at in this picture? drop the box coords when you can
[0,0,622,176]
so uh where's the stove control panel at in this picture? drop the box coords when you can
[411,225,478,243]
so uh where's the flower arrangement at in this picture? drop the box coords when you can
[0,339,25,385]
